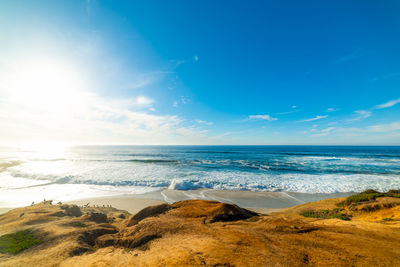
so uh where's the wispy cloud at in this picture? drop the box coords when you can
[311,127,336,137]
[326,108,339,112]
[249,114,277,121]
[300,115,328,122]
[275,105,298,115]
[173,55,200,68]
[180,96,191,105]
[120,71,168,90]
[195,119,213,126]
[181,96,188,104]
[172,95,190,108]
[347,110,371,122]
[375,98,400,109]
[368,122,400,132]
[275,110,299,115]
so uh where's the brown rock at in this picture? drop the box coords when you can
[88,212,108,223]
[127,203,172,226]
[60,204,82,217]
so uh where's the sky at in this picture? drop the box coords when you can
[0,0,399,146]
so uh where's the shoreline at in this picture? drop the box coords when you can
[1,190,399,265]
[0,189,353,215]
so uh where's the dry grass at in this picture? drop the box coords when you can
[0,194,400,266]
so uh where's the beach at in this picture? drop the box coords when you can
[1,190,400,266]
[0,188,352,215]
[67,189,352,214]
[0,145,397,214]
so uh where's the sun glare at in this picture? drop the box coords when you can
[9,59,87,114]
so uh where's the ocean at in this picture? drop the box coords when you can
[1,145,400,207]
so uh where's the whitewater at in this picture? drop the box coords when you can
[1,145,399,207]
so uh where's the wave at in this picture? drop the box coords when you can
[123,159,180,164]
[30,158,67,162]
[168,179,214,190]
[0,160,23,172]
[3,170,400,194]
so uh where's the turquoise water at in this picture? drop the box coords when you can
[1,146,399,196]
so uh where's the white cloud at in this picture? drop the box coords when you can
[327,108,338,112]
[347,110,371,122]
[355,110,371,118]
[375,98,400,109]
[195,119,213,126]
[311,127,336,137]
[181,96,189,105]
[300,115,328,122]
[120,71,166,90]
[173,55,199,67]
[368,122,400,132]
[249,115,277,121]
[292,105,297,109]
[173,101,178,108]
[0,60,216,145]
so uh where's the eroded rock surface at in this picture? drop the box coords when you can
[1,198,400,266]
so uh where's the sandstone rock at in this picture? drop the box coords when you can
[88,212,107,223]
[78,227,118,246]
[60,205,82,217]
[127,203,172,226]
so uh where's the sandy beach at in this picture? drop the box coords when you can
[66,189,352,213]
[0,188,353,215]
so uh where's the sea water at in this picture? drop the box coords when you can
[1,146,399,207]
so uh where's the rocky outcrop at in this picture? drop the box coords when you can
[1,196,400,266]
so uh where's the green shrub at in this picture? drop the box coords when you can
[336,189,400,207]
[71,222,87,228]
[0,230,42,254]
[382,217,393,222]
[300,210,350,221]
[345,193,384,204]
[330,213,351,220]
[300,210,321,218]
[361,189,380,194]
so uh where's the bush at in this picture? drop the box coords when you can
[300,210,321,218]
[336,189,400,207]
[0,230,42,254]
[330,213,351,221]
[300,209,351,221]
[71,222,87,228]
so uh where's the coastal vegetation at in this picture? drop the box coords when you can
[336,189,400,207]
[300,208,351,220]
[300,189,400,221]
[0,230,42,254]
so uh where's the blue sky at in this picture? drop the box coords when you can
[0,0,399,145]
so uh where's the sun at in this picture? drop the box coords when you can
[8,58,87,115]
